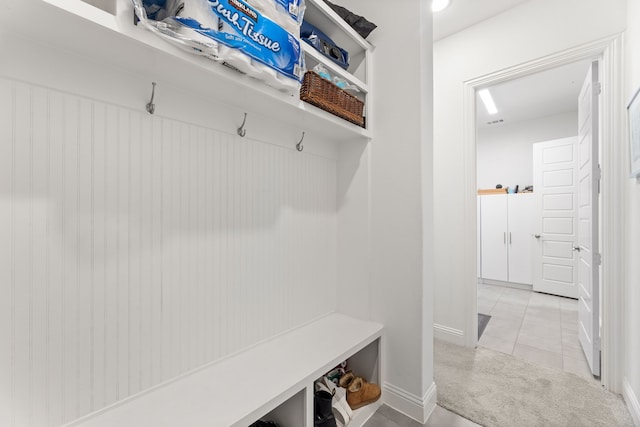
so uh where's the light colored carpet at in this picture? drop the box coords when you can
[435,339,634,427]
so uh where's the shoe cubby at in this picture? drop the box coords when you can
[311,336,382,427]
[344,339,380,387]
[256,389,306,427]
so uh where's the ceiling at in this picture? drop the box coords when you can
[431,0,591,130]
[475,59,593,129]
[432,0,530,41]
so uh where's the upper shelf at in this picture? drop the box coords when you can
[304,0,372,58]
[3,0,372,141]
[303,0,372,85]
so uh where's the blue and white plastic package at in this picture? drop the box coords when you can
[244,0,305,34]
[133,0,305,93]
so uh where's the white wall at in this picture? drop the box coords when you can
[624,0,640,423]
[477,111,578,190]
[337,0,436,421]
[433,0,626,344]
[0,31,339,427]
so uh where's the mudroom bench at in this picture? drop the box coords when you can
[65,313,383,427]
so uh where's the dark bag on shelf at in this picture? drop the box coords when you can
[301,21,350,70]
[322,0,377,39]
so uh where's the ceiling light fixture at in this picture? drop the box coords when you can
[478,89,498,115]
[432,0,451,13]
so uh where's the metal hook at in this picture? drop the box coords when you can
[237,113,247,137]
[296,132,305,152]
[146,82,157,115]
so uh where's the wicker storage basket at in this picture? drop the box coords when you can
[300,71,365,127]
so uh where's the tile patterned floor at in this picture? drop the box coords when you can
[477,283,599,383]
[364,404,479,427]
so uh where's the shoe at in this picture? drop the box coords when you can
[338,371,355,388]
[346,377,381,410]
[316,376,352,427]
[314,390,337,427]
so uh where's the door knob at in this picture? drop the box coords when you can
[534,234,541,239]
[573,246,581,252]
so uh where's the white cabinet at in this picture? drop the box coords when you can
[479,194,534,285]
[480,195,508,281]
[507,194,535,284]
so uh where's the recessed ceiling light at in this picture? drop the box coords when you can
[432,0,451,12]
[478,89,498,115]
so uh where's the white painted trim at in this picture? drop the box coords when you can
[382,381,437,424]
[463,81,479,349]
[480,279,533,292]
[622,378,640,427]
[462,34,625,392]
[599,35,626,394]
[434,324,465,346]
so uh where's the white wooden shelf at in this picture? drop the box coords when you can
[300,0,373,129]
[301,44,369,94]
[64,313,383,427]
[304,0,373,57]
[3,0,372,141]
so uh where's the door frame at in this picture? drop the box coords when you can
[463,34,625,392]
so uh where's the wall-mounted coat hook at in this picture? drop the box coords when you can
[146,82,157,115]
[296,132,305,152]
[237,113,248,137]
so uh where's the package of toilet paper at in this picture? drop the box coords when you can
[133,0,305,93]
[244,0,305,34]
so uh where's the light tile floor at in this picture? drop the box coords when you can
[364,404,480,427]
[477,283,599,383]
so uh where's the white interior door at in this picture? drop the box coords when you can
[480,194,508,282]
[578,61,601,377]
[532,137,579,298]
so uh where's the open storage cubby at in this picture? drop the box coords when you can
[345,340,380,388]
[303,0,371,83]
[301,0,372,122]
[311,338,382,427]
[258,389,307,427]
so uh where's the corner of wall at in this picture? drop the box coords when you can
[623,377,640,427]
[382,381,437,424]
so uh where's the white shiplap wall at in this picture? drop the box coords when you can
[0,78,337,426]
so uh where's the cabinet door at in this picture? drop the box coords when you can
[507,194,535,284]
[480,195,508,281]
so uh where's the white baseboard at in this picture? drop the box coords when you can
[433,323,465,346]
[382,381,437,424]
[480,278,533,291]
[623,377,640,426]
